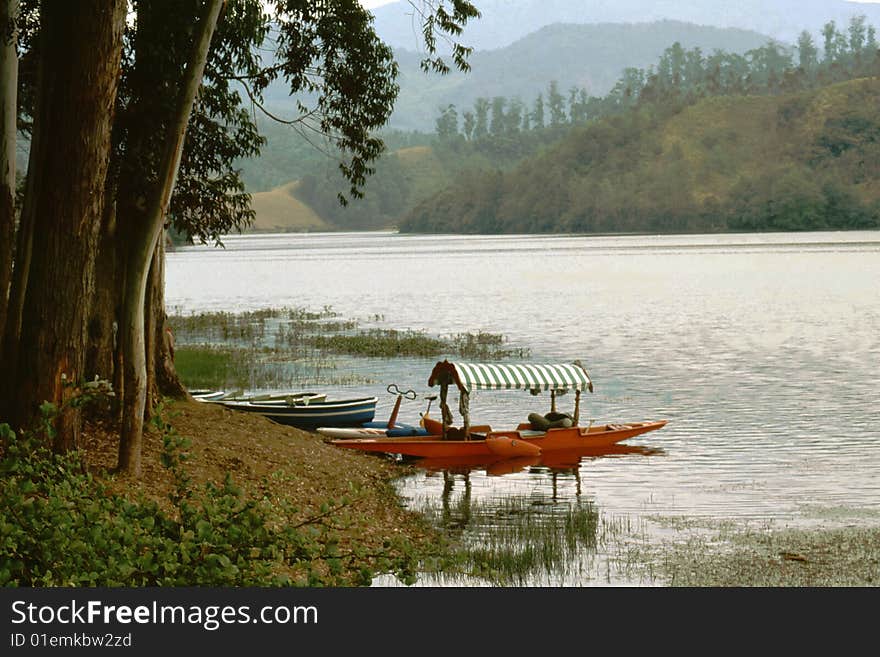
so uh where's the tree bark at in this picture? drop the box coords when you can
[86,196,120,387]
[117,0,224,476]
[0,0,17,345]
[145,233,190,412]
[143,240,160,416]
[0,116,34,422]
[84,194,126,432]
[8,0,125,449]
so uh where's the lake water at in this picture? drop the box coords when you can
[166,230,880,585]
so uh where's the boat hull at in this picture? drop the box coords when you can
[194,390,326,404]
[222,397,378,429]
[485,435,542,457]
[329,420,667,458]
[317,424,429,439]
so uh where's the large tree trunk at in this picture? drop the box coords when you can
[145,233,190,414]
[86,197,120,386]
[0,117,34,422]
[117,0,224,476]
[0,0,17,344]
[7,0,125,449]
[85,195,126,430]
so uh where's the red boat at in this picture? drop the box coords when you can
[329,360,667,459]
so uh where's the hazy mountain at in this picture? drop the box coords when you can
[371,0,880,51]
[387,20,773,130]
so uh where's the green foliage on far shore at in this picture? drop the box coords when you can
[246,16,880,236]
[397,16,880,235]
[400,77,880,234]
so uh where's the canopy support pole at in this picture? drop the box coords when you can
[459,390,470,440]
[551,389,557,413]
[439,383,453,441]
[573,389,581,426]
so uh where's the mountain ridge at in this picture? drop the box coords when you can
[384,19,776,130]
[371,0,880,52]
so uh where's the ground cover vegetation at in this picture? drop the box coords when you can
[0,394,436,586]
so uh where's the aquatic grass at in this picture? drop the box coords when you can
[170,306,527,359]
[625,515,880,587]
[308,330,447,358]
[308,329,529,359]
[397,480,668,586]
[168,305,528,391]
[275,320,357,347]
[173,346,371,391]
[420,494,602,585]
[173,346,246,389]
[168,306,346,345]
[448,331,529,360]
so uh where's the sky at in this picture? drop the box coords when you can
[356,0,880,3]
[355,0,880,5]
[354,0,880,16]
[358,0,880,7]
[361,0,398,8]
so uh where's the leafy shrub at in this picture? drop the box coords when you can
[0,404,418,587]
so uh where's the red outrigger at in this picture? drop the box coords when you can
[328,360,667,459]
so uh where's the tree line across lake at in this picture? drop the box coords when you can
[270,16,880,235]
[432,17,880,142]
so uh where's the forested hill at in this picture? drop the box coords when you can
[385,21,772,131]
[399,77,880,234]
[243,15,880,235]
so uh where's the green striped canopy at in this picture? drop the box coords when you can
[430,361,593,394]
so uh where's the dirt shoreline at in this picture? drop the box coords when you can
[83,400,878,587]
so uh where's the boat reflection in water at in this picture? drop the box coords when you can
[393,444,666,586]
[410,443,664,478]
[412,444,665,519]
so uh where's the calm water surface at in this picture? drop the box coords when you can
[166,231,880,585]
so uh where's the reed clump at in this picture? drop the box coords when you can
[168,305,528,391]
[421,494,601,585]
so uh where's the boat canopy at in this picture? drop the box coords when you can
[428,360,593,395]
[427,360,593,439]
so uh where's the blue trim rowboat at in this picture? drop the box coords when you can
[219,396,378,429]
